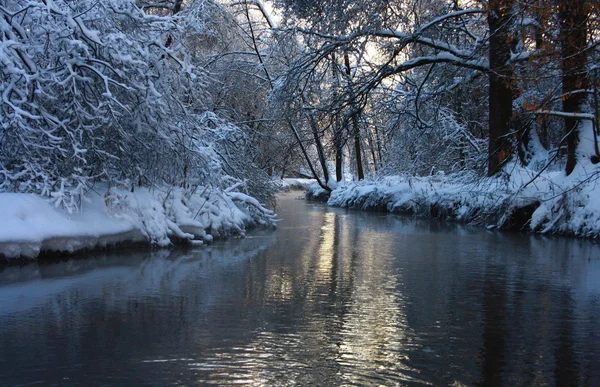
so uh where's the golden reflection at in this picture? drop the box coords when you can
[195,206,421,385]
[316,212,336,283]
[264,268,293,302]
[264,210,325,303]
[335,230,419,382]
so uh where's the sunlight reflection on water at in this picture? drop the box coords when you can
[1,193,600,385]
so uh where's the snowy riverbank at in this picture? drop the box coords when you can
[279,178,317,191]
[309,159,600,238]
[0,186,276,259]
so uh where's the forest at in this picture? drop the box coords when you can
[1,0,600,257]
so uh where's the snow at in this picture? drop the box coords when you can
[0,193,140,259]
[0,185,277,260]
[313,122,600,239]
[278,178,317,190]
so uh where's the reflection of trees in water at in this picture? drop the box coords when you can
[235,207,421,385]
[2,196,600,385]
[0,237,276,385]
[334,225,419,385]
[473,236,597,386]
[478,253,507,387]
[246,206,600,386]
[554,290,579,386]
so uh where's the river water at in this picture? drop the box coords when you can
[1,193,600,386]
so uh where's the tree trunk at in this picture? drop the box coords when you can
[173,0,183,14]
[559,0,588,175]
[289,119,330,190]
[345,52,364,180]
[334,119,344,182]
[368,130,378,173]
[331,54,344,182]
[374,125,383,167]
[353,113,364,180]
[517,124,532,165]
[309,114,330,185]
[165,0,184,48]
[335,148,343,181]
[487,0,515,176]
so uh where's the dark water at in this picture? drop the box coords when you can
[1,193,600,386]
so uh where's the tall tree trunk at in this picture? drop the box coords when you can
[487,0,515,176]
[352,113,364,180]
[559,0,588,175]
[309,114,330,185]
[334,119,344,182]
[374,125,383,167]
[345,52,364,180]
[331,53,344,182]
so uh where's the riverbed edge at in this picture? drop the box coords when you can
[0,185,277,261]
[306,165,600,239]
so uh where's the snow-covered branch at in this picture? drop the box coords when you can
[0,0,276,213]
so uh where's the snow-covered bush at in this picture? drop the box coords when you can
[0,0,275,212]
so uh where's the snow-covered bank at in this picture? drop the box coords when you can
[310,159,600,238]
[0,186,277,260]
[278,178,317,191]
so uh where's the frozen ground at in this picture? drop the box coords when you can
[0,185,276,259]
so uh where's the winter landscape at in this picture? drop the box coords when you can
[2,0,600,385]
[2,0,600,258]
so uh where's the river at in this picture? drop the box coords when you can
[1,192,600,386]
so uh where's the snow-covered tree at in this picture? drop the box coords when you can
[273,0,600,179]
[0,0,276,210]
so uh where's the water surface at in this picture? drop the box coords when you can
[1,193,600,386]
